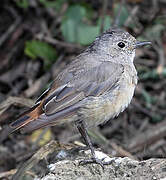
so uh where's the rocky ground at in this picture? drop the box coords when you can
[9,141,166,180]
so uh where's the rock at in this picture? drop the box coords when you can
[36,150,166,180]
[11,141,166,180]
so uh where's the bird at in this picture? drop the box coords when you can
[9,28,151,166]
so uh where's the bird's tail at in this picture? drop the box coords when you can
[9,103,42,133]
[9,101,79,134]
[0,104,42,143]
[10,115,33,132]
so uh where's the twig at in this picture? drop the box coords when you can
[24,54,65,97]
[101,118,123,135]
[0,96,34,116]
[0,169,36,179]
[0,18,21,47]
[0,169,17,179]
[0,34,25,73]
[110,141,137,160]
[132,100,155,119]
[154,40,165,74]
[0,6,21,47]
[112,0,125,27]
[12,140,73,180]
[136,140,166,160]
[128,120,166,153]
[124,5,139,27]
[24,72,51,98]
[36,33,82,50]
[100,0,109,33]
[88,128,137,160]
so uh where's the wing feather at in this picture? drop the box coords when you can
[10,53,124,133]
[43,61,124,116]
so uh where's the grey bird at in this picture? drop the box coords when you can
[9,28,151,166]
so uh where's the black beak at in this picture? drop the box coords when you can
[135,41,152,48]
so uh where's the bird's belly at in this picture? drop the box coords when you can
[78,84,136,127]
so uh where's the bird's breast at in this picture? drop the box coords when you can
[109,83,136,117]
[103,69,137,122]
[78,70,137,127]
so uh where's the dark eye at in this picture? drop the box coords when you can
[118,42,125,48]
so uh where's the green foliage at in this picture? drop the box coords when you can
[139,68,166,80]
[154,16,166,25]
[151,114,163,122]
[25,40,57,69]
[16,0,29,9]
[114,4,129,27]
[15,0,66,10]
[61,5,111,45]
[141,90,163,122]
[39,0,66,10]
[61,5,96,45]
[98,16,112,31]
[139,69,159,80]
[141,90,154,108]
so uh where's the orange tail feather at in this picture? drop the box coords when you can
[10,103,43,132]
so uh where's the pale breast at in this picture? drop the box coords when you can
[77,83,136,127]
[107,65,137,117]
[111,83,136,117]
[76,65,137,127]
[101,65,137,122]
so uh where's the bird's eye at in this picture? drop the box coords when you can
[118,42,125,48]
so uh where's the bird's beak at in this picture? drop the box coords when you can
[135,41,152,48]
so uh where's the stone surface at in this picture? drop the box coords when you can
[34,150,166,180]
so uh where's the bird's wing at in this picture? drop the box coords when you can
[43,61,124,115]
[10,60,124,132]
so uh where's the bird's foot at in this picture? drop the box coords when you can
[79,156,112,169]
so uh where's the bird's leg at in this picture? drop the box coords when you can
[76,120,109,168]
[76,120,95,156]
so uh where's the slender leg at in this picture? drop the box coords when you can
[76,120,96,156]
[76,120,108,168]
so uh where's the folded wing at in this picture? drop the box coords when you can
[10,61,124,133]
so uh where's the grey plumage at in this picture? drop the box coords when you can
[9,27,151,166]
[10,27,151,136]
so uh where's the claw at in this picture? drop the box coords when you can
[79,156,112,169]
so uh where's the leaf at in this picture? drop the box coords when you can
[139,69,159,80]
[16,0,29,9]
[61,5,93,45]
[77,23,99,45]
[25,40,57,69]
[61,5,112,45]
[151,114,163,122]
[98,15,112,31]
[61,19,78,43]
[65,5,86,22]
[139,68,166,80]
[141,90,156,108]
[39,0,66,10]
[61,19,99,45]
